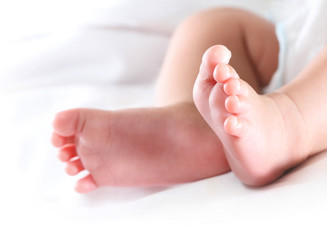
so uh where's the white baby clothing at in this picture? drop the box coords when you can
[264,0,327,93]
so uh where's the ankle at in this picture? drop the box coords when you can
[269,92,310,167]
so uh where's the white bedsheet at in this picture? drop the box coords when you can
[1,0,326,239]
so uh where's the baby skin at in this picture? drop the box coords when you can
[52,45,307,192]
[52,103,230,193]
[52,8,327,193]
[194,45,309,186]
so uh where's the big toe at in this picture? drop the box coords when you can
[53,109,83,137]
[194,45,232,112]
[196,45,232,84]
[202,45,232,69]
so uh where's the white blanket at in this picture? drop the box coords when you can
[1,0,326,239]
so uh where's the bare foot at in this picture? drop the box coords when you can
[52,103,229,193]
[193,45,308,186]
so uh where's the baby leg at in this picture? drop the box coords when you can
[279,44,327,155]
[157,8,278,105]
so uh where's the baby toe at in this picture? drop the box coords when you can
[224,115,248,137]
[213,64,239,84]
[202,45,231,68]
[74,174,98,193]
[53,109,84,137]
[213,63,231,83]
[224,78,249,97]
[225,95,248,114]
[51,132,75,148]
[57,144,77,162]
[65,159,85,176]
[223,78,241,95]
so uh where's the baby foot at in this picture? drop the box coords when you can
[194,45,308,186]
[52,104,229,193]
